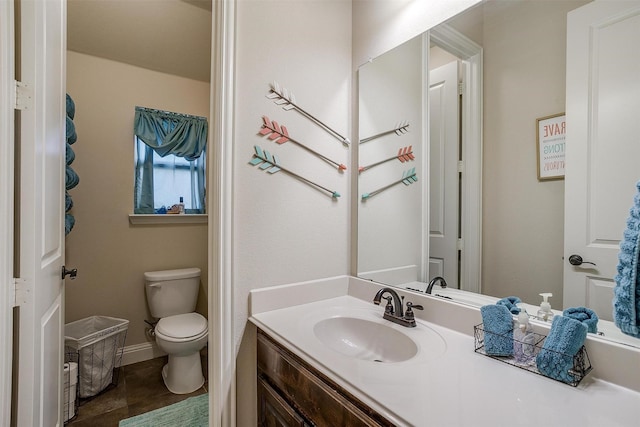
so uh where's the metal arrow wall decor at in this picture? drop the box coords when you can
[359,122,409,145]
[361,167,418,201]
[259,116,347,171]
[249,145,341,199]
[266,81,350,146]
[359,145,414,173]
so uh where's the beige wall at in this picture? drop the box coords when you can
[65,51,209,347]
[481,0,589,306]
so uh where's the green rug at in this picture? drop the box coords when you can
[119,394,208,427]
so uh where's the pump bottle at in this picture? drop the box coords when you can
[537,293,554,322]
[513,310,536,364]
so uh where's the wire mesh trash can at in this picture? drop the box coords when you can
[64,316,129,398]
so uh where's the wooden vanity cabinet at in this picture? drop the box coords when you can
[257,329,395,427]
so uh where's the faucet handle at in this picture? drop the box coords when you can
[382,296,395,315]
[404,301,423,321]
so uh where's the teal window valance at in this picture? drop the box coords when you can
[134,106,208,161]
[133,106,208,214]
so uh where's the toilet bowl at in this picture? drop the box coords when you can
[154,312,208,394]
[144,268,208,394]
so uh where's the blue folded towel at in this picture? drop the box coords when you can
[481,304,513,356]
[496,296,521,314]
[536,316,587,383]
[563,307,598,334]
[613,181,640,338]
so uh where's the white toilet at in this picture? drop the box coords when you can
[145,267,208,394]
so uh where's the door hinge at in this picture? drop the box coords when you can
[457,238,464,251]
[458,82,465,95]
[14,80,32,110]
[13,278,32,307]
[457,160,464,173]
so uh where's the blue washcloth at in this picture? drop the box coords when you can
[536,316,587,383]
[480,304,513,356]
[563,307,598,334]
[613,181,640,338]
[497,296,522,314]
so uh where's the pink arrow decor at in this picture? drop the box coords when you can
[266,81,350,146]
[359,145,415,173]
[361,167,417,201]
[249,145,340,199]
[359,122,409,145]
[259,116,346,171]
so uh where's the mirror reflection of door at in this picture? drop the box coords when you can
[563,0,640,322]
[428,60,460,287]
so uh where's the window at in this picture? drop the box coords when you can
[133,107,207,214]
[134,138,206,214]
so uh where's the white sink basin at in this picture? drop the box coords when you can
[313,316,419,363]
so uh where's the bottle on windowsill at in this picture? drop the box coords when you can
[178,196,185,214]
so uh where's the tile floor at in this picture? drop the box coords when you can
[66,351,208,427]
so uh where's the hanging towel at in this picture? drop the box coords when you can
[66,143,75,166]
[66,93,75,120]
[480,304,513,356]
[66,116,77,145]
[497,296,522,314]
[65,214,75,235]
[66,167,80,191]
[536,316,587,384]
[563,307,598,334]
[65,192,73,213]
[613,181,640,338]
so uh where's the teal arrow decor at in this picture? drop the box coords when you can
[361,167,417,201]
[249,145,340,199]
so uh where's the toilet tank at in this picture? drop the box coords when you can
[145,268,201,318]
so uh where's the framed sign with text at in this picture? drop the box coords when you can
[536,113,565,180]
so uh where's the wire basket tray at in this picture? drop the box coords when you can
[474,323,592,387]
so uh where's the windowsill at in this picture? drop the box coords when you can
[128,214,208,225]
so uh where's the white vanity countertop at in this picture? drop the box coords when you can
[250,295,640,427]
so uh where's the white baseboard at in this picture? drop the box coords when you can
[118,342,166,367]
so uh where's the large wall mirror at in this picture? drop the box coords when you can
[357,0,640,348]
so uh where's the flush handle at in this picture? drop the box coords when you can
[568,254,596,267]
[61,266,78,280]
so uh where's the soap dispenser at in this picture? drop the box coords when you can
[537,293,554,322]
[178,196,185,214]
[513,310,536,365]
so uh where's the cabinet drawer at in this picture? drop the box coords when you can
[258,376,308,427]
[257,329,394,427]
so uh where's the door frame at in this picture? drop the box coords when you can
[210,1,236,426]
[0,0,16,425]
[429,24,483,294]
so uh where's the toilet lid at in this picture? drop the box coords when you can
[156,313,207,339]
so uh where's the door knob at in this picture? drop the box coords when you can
[568,254,596,267]
[61,266,78,280]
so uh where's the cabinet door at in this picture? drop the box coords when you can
[257,330,394,427]
[258,377,308,427]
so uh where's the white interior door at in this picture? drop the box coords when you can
[563,0,640,320]
[429,61,460,286]
[16,0,67,426]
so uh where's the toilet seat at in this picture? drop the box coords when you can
[156,313,207,343]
